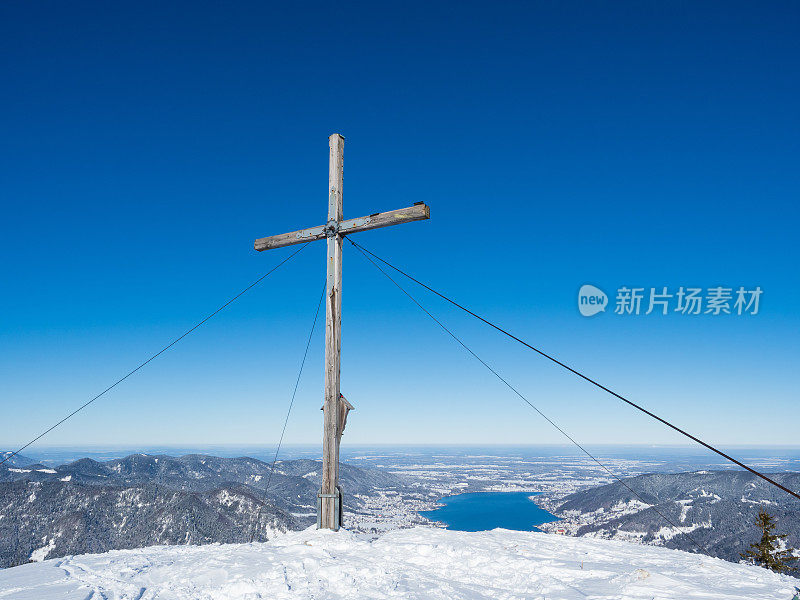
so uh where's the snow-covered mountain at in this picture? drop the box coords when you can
[537,470,800,563]
[0,453,406,496]
[0,527,797,599]
[0,453,35,468]
[0,454,409,568]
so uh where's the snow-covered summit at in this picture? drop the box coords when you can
[0,527,796,599]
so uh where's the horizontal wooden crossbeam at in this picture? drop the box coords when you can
[254,203,430,251]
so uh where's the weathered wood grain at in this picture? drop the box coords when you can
[253,225,326,251]
[253,203,429,251]
[338,203,429,235]
[321,133,344,530]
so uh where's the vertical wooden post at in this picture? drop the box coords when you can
[320,133,344,530]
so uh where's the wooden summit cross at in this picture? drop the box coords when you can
[253,134,430,530]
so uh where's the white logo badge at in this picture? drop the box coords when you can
[578,284,607,317]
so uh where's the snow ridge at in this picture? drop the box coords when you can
[0,527,796,599]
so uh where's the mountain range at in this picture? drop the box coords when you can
[0,452,36,468]
[536,470,800,564]
[0,453,407,568]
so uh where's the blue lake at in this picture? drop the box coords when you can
[420,491,558,532]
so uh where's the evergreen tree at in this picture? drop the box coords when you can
[740,510,797,574]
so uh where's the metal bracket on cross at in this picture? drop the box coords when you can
[324,219,339,238]
[316,487,343,530]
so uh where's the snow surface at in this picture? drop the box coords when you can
[0,527,797,599]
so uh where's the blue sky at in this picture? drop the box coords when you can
[0,1,798,450]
